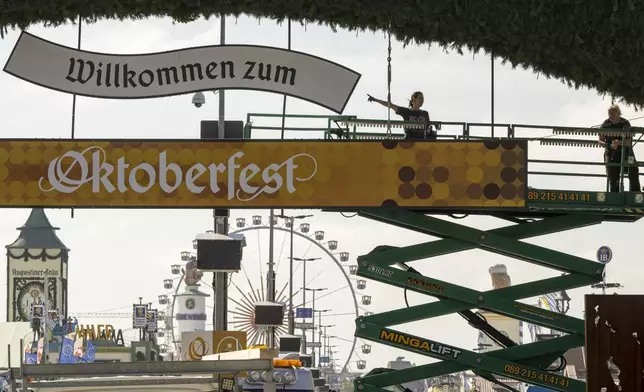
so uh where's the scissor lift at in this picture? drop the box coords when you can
[245,113,644,392]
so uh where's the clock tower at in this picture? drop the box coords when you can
[6,208,69,322]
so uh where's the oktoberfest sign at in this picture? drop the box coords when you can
[3,31,361,113]
[0,139,527,208]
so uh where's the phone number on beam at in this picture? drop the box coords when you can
[503,364,570,388]
[526,190,592,202]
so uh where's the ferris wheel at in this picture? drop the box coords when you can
[156,211,375,378]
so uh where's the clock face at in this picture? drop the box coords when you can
[17,281,45,320]
[186,298,195,310]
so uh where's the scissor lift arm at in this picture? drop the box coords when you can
[352,209,606,392]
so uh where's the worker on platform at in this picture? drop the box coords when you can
[367,91,436,140]
[598,104,642,192]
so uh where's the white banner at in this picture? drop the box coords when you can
[3,31,361,114]
[132,305,147,329]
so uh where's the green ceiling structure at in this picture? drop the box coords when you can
[2,1,644,105]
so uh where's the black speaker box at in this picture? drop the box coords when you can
[254,302,285,326]
[200,120,245,140]
[279,335,301,352]
[314,378,327,387]
[196,238,242,271]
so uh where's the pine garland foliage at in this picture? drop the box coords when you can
[2,1,644,106]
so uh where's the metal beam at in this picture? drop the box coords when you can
[356,323,584,392]
[21,359,272,378]
[357,263,586,334]
[357,213,603,266]
[358,210,602,276]
[357,335,581,387]
[25,377,220,388]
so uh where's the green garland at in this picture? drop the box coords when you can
[2,0,644,107]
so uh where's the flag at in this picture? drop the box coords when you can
[73,335,84,357]
[23,338,32,355]
[36,338,43,364]
[80,340,96,363]
[0,371,9,392]
[24,353,37,365]
[58,337,76,364]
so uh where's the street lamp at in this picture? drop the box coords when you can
[318,323,334,367]
[311,308,330,366]
[555,291,572,314]
[290,257,321,310]
[303,287,327,357]
[276,213,313,335]
[319,329,336,378]
[324,339,338,374]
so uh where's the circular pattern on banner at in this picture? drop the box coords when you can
[380,141,525,208]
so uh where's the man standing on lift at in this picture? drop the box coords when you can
[598,104,642,192]
[367,91,436,140]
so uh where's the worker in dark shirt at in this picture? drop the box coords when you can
[367,91,435,140]
[598,104,641,192]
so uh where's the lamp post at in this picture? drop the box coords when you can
[324,341,337,379]
[291,257,321,306]
[318,323,334,368]
[322,330,335,372]
[313,309,330,351]
[267,209,275,348]
[590,271,623,295]
[304,288,331,367]
[188,11,227,329]
[302,287,326,357]
[289,256,320,346]
[276,213,313,335]
[325,338,336,373]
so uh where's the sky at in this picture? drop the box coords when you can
[1,15,643,374]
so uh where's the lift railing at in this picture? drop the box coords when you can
[245,113,644,196]
[244,113,358,139]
